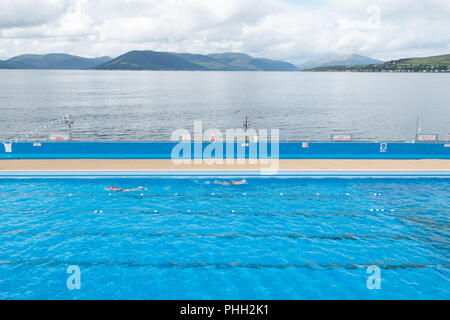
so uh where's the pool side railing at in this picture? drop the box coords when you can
[1,132,449,143]
[1,141,449,160]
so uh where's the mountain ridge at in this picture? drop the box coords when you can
[94,50,207,70]
[94,50,299,71]
[0,60,32,69]
[297,54,383,70]
[1,51,448,72]
[5,53,111,70]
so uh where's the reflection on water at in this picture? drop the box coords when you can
[0,70,448,141]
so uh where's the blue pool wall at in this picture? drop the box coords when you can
[1,141,449,159]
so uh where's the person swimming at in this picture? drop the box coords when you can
[105,186,144,192]
[214,179,247,185]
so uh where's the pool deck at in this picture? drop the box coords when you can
[0,159,449,177]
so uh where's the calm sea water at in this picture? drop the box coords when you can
[0,177,448,299]
[0,70,448,141]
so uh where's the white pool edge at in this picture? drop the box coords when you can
[0,170,449,178]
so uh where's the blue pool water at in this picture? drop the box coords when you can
[0,177,449,299]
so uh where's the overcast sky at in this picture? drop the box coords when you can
[0,0,449,63]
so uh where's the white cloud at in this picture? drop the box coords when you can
[0,0,449,62]
[0,0,73,29]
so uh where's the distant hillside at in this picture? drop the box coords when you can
[306,53,450,72]
[95,50,299,71]
[207,52,256,69]
[3,51,448,72]
[5,54,111,69]
[1,50,299,71]
[0,60,32,69]
[208,53,298,71]
[394,54,450,67]
[95,51,206,70]
[297,54,382,70]
[175,53,236,70]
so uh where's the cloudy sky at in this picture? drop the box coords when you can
[0,0,449,63]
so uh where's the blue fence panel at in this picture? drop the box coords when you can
[0,141,449,159]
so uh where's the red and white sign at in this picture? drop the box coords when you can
[49,134,69,141]
[302,142,309,148]
[416,134,437,142]
[331,134,352,142]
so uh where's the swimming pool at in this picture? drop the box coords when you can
[0,177,448,299]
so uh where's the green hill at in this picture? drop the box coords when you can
[1,50,298,71]
[0,60,32,69]
[207,53,259,70]
[394,54,450,67]
[305,53,450,72]
[6,53,111,69]
[94,51,206,70]
[207,53,298,71]
[175,53,236,70]
[250,58,299,71]
[95,50,299,71]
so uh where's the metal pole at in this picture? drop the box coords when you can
[65,116,74,141]
[243,116,250,142]
[414,116,420,142]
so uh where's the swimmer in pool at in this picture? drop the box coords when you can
[105,186,144,192]
[214,179,247,185]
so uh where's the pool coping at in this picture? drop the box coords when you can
[1,170,449,178]
[1,159,449,177]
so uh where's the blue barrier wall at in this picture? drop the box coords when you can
[0,141,449,159]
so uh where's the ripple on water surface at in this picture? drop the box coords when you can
[0,177,449,299]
